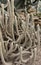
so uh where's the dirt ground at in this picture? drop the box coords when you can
[34,48,41,65]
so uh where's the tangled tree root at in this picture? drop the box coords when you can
[0,0,41,65]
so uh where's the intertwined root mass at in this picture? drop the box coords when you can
[0,0,41,65]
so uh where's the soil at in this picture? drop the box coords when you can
[34,48,41,65]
